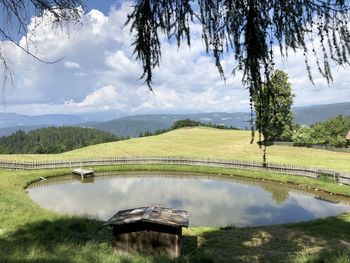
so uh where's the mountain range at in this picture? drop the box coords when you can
[80,112,251,137]
[293,102,350,124]
[0,101,349,137]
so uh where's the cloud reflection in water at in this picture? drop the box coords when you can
[27,172,350,227]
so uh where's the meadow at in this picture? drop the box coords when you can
[0,127,349,172]
[0,127,350,262]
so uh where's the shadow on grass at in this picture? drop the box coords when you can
[0,217,213,263]
[0,215,349,262]
[0,217,110,262]
[191,215,350,263]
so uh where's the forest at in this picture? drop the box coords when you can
[0,126,118,154]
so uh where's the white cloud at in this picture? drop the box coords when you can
[88,9,109,35]
[76,85,119,107]
[0,2,348,116]
[64,61,81,69]
[75,72,86,77]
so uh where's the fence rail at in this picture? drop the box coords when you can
[1,156,349,185]
[274,141,350,153]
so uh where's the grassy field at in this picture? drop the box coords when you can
[0,127,349,172]
[0,164,350,262]
[1,128,350,262]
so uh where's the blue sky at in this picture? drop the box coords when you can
[0,1,348,116]
[85,0,121,14]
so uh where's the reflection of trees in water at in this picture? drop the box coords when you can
[261,184,290,205]
[29,171,350,207]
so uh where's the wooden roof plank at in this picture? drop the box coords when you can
[105,206,189,228]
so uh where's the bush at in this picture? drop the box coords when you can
[292,115,350,148]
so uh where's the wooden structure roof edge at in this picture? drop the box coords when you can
[346,130,350,140]
[105,206,189,228]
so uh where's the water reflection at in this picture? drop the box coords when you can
[261,184,290,204]
[27,172,350,227]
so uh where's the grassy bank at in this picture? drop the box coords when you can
[0,165,350,262]
[0,127,349,172]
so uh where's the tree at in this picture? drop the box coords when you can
[254,70,294,143]
[171,119,203,129]
[319,115,350,147]
[292,127,314,147]
[125,0,350,160]
[0,0,82,87]
[293,115,350,147]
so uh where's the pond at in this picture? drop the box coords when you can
[27,171,350,227]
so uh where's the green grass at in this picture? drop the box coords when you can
[0,164,350,262]
[0,127,349,172]
[0,127,350,262]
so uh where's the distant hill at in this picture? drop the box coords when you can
[0,111,126,129]
[80,112,250,137]
[0,102,348,138]
[0,125,47,137]
[293,102,350,125]
[82,103,350,137]
[0,113,85,128]
[0,126,118,154]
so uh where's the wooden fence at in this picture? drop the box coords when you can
[1,156,349,185]
[274,141,350,153]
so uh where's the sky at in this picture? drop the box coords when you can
[0,1,349,116]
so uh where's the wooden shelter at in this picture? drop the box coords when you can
[346,130,350,140]
[104,206,189,257]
